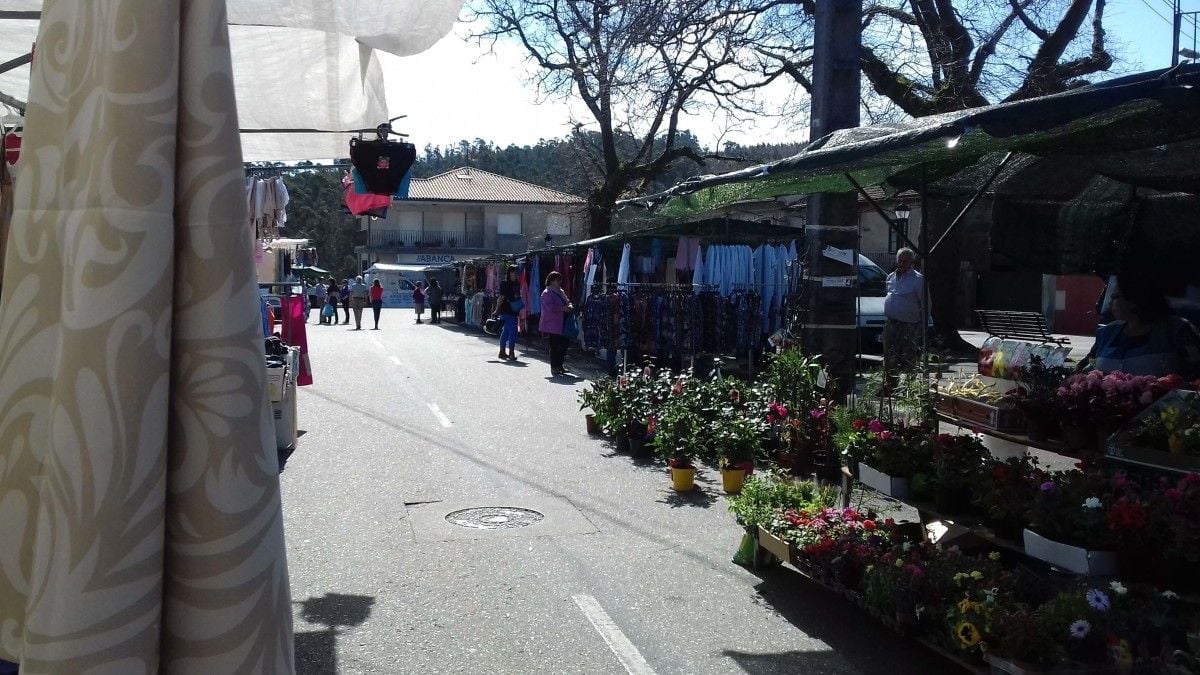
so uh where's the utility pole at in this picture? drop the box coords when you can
[803,0,863,395]
[1173,0,1182,66]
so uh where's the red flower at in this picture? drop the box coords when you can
[884,518,895,527]
[992,465,1009,481]
[863,519,877,531]
[646,415,657,436]
[852,419,867,431]
[729,388,741,403]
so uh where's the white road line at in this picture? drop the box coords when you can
[390,356,402,366]
[571,594,656,675]
[427,403,453,428]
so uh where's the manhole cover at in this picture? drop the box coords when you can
[445,507,545,530]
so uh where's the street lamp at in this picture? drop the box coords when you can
[1180,48,1200,60]
[893,203,911,224]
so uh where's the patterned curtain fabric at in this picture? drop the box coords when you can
[0,1,293,672]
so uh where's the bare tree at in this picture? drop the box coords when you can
[758,0,1113,348]
[470,0,787,236]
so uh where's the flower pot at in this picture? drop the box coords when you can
[670,466,696,492]
[626,422,649,457]
[720,468,746,494]
[1060,421,1095,452]
[585,414,600,435]
[615,430,630,454]
[858,462,910,499]
[1022,528,1118,576]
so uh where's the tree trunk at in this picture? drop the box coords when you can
[923,199,977,354]
[588,199,613,238]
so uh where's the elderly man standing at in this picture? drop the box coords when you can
[884,247,924,375]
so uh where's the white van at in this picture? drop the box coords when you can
[855,255,891,351]
[363,263,428,308]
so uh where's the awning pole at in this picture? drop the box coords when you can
[843,173,921,254]
[928,151,1015,257]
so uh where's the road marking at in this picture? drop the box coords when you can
[572,594,656,675]
[427,403,453,428]
[390,356,402,366]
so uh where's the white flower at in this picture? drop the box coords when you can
[902,541,913,553]
[1069,619,1091,639]
[915,605,925,619]
[1162,590,1180,600]
[1109,581,1128,596]
[1082,497,1103,510]
[1086,589,1111,612]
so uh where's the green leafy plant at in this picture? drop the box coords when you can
[764,349,824,412]
[727,471,838,529]
[578,378,621,435]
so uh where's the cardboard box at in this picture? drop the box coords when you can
[858,462,910,499]
[266,365,287,403]
[756,526,793,562]
[1022,528,1118,576]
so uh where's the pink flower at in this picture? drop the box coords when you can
[878,431,895,442]
[868,420,885,434]
[618,376,629,389]
[1139,391,1154,406]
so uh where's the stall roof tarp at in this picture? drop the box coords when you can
[367,263,430,273]
[572,218,803,249]
[0,1,464,161]
[624,66,1200,220]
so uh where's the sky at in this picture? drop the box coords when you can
[378,0,1191,152]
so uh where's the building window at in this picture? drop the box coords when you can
[888,219,909,254]
[497,213,522,236]
[547,213,571,236]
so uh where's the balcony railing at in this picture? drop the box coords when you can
[366,229,483,249]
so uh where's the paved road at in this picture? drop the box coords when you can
[283,310,957,675]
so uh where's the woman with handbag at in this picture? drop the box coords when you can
[494,270,523,361]
[539,271,575,377]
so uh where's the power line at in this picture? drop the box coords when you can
[1138,0,1174,26]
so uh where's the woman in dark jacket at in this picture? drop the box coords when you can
[494,272,520,361]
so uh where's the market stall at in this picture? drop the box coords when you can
[364,262,432,308]
[589,65,1200,673]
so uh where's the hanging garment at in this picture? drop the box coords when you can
[691,246,704,293]
[280,295,313,386]
[530,257,542,314]
[617,243,631,289]
[273,177,290,228]
[343,172,391,216]
[349,138,417,194]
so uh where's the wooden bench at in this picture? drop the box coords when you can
[974,310,1069,345]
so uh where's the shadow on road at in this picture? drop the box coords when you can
[747,566,970,675]
[294,628,338,675]
[721,648,850,675]
[657,487,719,509]
[293,593,376,675]
[432,322,609,380]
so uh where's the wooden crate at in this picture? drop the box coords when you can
[756,526,793,562]
[936,395,1025,432]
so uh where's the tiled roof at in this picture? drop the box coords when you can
[405,167,586,205]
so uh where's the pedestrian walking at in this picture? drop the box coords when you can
[427,279,444,324]
[369,279,384,329]
[340,279,351,325]
[306,280,321,322]
[883,248,924,379]
[413,282,426,324]
[539,271,575,377]
[350,276,370,330]
[493,270,522,361]
[322,277,340,326]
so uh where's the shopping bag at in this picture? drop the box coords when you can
[562,314,580,339]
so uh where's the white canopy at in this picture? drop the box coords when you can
[0,0,464,160]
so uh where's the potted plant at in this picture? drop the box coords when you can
[578,378,619,436]
[1009,355,1070,441]
[1023,471,1120,575]
[972,456,1046,540]
[651,376,703,491]
[712,415,764,494]
[1052,371,1182,452]
[857,423,932,499]
[915,432,988,514]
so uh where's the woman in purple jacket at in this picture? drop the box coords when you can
[540,271,574,377]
